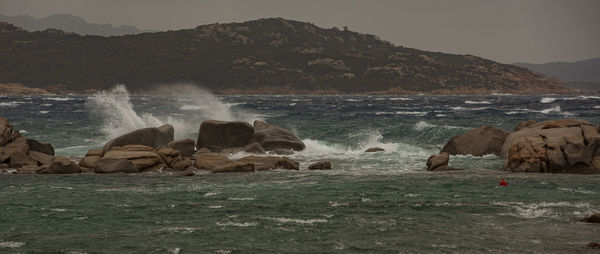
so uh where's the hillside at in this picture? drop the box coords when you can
[515,58,600,82]
[0,18,571,94]
[0,14,155,36]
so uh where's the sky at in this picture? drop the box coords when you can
[1,0,599,64]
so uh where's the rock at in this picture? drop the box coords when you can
[441,126,509,156]
[365,147,385,152]
[589,242,600,249]
[85,148,104,157]
[237,156,299,171]
[176,168,196,176]
[79,156,100,168]
[28,151,54,165]
[244,142,265,154]
[0,151,9,163]
[95,158,139,173]
[193,147,214,155]
[79,166,94,173]
[155,147,183,167]
[168,138,196,157]
[172,158,194,171]
[110,144,155,151]
[193,154,234,170]
[26,139,55,155]
[9,151,38,168]
[426,152,450,171]
[39,156,81,174]
[0,117,18,146]
[15,165,39,174]
[514,120,536,131]
[0,163,8,168]
[308,161,332,170]
[0,137,29,156]
[252,120,305,151]
[502,119,600,173]
[196,120,254,149]
[582,213,600,223]
[268,149,294,155]
[103,149,162,171]
[103,124,174,151]
[212,162,255,173]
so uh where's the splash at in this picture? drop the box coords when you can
[87,84,163,139]
[168,85,235,121]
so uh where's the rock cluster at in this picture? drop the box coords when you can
[437,118,600,174]
[0,117,78,174]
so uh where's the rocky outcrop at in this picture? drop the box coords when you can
[252,120,305,151]
[441,126,509,156]
[426,152,450,171]
[103,125,174,151]
[196,120,254,149]
[237,156,299,171]
[502,119,600,173]
[0,117,80,174]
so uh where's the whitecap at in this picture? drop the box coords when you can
[263,217,327,225]
[395,111,428,116]
[344,99,361,102]
[450,106,489,111]
[216,222,258,227]
[0,241,26,248]
[41,103,52,107]
[39,110,49,114]
[227,197,255,201]
[289,103,297,106]
[329,201,348,207]
[465,100,491,104]
[44,97,73,101]
[540,106,561,114]
[0,101,24,107]
[203,191,219,197]
[595,106,600,109]
[389,97,412,101]
[209,205,223,209]
[165,227,201,234]
[540,97,556,103]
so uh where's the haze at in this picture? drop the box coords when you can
[1,0,599,64]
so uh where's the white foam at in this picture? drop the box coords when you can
[203,191,219,197]
[450,106,489,111]
[39,110,49,114]
[216,222,258,227]
[389,97,412,101]
[540,105,561,114]
[0,241,25,248]
[413,121,468,131]
[595,106,600,109]
[395,111,428,116]
[44,97,73,101]
[0,101,25,107]
[540,97,556,103]
[492,201,593,219]
[228,197,255,201]
[465,100,491,104]
[179,105,204,110]
[263,217,327,225]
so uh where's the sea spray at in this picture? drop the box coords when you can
[87,84,163,140]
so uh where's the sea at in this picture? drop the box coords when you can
[1,84,599,253]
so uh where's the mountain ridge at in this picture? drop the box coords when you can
[0,14,156,36]
[0,17,571,94]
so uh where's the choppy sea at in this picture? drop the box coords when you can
[1,85,599,253]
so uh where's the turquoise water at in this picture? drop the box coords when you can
[1,86,600,252]
[2,172,600,253]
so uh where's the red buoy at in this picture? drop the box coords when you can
[499,179,508,186]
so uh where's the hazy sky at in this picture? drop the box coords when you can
[1,0,599,64]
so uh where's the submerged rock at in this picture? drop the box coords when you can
[502,119,600,173]
[426,152,449,171]
[196,120,254,149]
[308,161,332,170]
[441,125,509,156]
[103,124,174,151]
[365,147,385,152]
[252,120,305,151]
[582,213,600,223]
[237,156,299,171]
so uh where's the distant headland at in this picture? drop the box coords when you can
[0,17,575,94]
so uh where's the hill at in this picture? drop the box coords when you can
[515,58,600,82]
[0,18,571,94]
[0,14,155,36]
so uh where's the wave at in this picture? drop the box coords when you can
[262,217,327,225]
[540,105,561,114]
[465,100,492,104]
[450,106,490,111]
[389,97,412,101]
[216,221,258,227]
[492,201,594,219]
[413,121,467,131]
[540,97,556,103]
[44,97,74,101]
[0,241,26,248]
[395,111,428,116]
[0,101,27,107]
